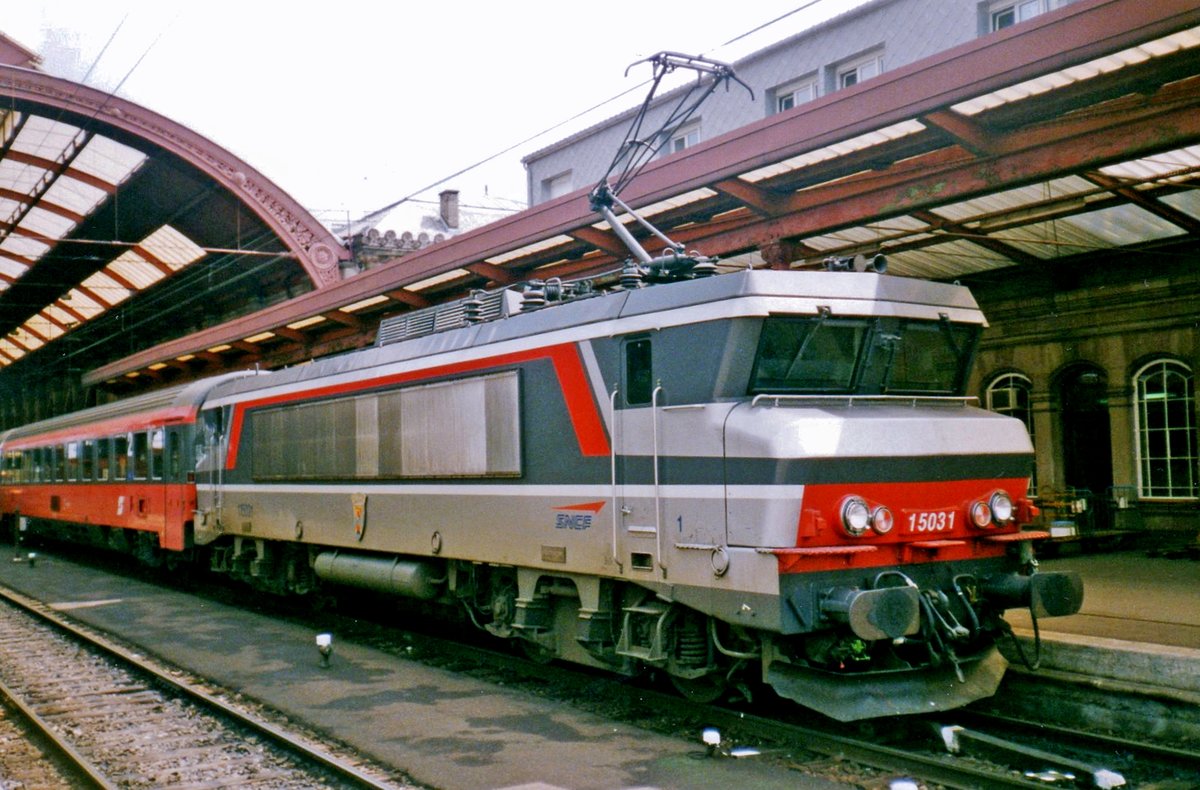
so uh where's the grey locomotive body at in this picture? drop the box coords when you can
[182,268,1080,719]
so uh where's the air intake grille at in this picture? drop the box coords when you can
[376,288,517,347]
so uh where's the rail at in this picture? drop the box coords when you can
[0,582,398,789]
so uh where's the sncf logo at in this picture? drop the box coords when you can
[553,500,605,531]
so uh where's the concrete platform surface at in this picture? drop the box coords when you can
[0,552,849,790]
[1004,549,1200,698]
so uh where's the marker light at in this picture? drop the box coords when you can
[871,506,894,535]
[841,497,871,537]
[970,500,993,528]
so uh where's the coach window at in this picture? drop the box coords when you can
[81,439,95,481]
[54,445,66,481]
[624,337,653,405]
[114,435,129,480]
[150,429,164,481]
[30,448,41,482]
[97,437,111,481]
[66,441,80,481]
[133,432,150,480]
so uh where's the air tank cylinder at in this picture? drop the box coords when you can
[313,551,443,600]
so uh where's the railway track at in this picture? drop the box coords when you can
[5,549,1198,789]
[345,596,1200,790]
[0,584,412,789]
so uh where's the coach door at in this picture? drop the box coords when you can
[194,405,230,531]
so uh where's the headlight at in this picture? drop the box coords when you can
[871,506,894,535]
[841,497,871,537]
[970,500,993,528]
[989,491,1014,524]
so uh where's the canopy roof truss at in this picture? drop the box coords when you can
[9,0,1200,396]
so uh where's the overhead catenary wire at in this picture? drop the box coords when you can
[346,1,848,232]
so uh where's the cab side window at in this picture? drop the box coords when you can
[624,337,653,406]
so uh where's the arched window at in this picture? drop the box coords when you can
[1135,360,1198,499]
[986,373,1036,492]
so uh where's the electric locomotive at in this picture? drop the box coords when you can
[0,256,1082,721]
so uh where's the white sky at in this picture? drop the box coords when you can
[5,1,869,227]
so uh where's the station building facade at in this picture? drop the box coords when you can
[523,0,1200,540]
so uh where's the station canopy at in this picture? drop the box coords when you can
[2,0,1199,398]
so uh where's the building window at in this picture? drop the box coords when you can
[989,0,1063,31]
[541,171,572,202]
[1135,360,1198,499]
[837,53,883,89]
[774,77,818,113]
[987,373,1037,493]
[668,122,700,154]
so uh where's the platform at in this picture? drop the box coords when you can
[1002,548,1200,701]
[0,549,847,790]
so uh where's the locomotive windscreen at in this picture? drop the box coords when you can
[749,315,979,395]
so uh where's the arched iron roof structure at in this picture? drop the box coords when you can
[0,56,347,420]
[3,0,1200,423]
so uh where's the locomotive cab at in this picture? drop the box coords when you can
[713,283,1083,719]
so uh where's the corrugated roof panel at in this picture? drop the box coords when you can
[933,177,1095,224]
[1100,145,1200,184]
[43,174,109,217]
[638,188,718,218]
[71,134,147,186]
[286,315,327,330]
[740,120,926,183]
[0,258,27,279]
[1060,204,1185,246]
[407,269,469,292]
[43,304,82,329]
[1161,190,1200,220]
[0,197,21,220]
[0,234,49,262]
[953,25,1200,116]
[10,329,44,351]
[24,316,63,341]
[0,340,25,361]
[61,289,104,319]
[994,221,1099,259]
[81,271,133,306]
[487,235,575,265]
[887,239,1014,278]
[0,157,45,193]
[140,225,205,270]
[19,206,76,240]
[800,216,933,253]
[10,116,84,161]
[108,252,167,290]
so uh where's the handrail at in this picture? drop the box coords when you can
[751,393,979,408]
[609,389,622,573]
[651,385,665,577]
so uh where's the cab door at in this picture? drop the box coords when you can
[613,336,660,574]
